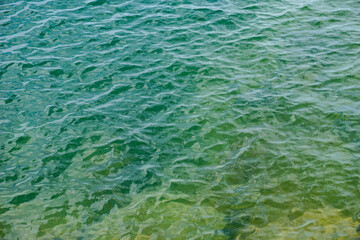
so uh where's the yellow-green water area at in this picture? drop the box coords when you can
[1,0,360,239]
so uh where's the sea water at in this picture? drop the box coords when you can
[1,0,360,239]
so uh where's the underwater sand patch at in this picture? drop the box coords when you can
[244,207,360,240]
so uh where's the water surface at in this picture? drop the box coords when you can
[1,0,360,239]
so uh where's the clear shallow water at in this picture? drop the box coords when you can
[1,0,360,239]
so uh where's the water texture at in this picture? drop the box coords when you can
[1,0,360,239]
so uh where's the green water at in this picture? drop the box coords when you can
[1,0,360,239]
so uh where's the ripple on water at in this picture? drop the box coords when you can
[1,0,360,239]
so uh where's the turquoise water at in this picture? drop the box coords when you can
[1,0,360,239]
